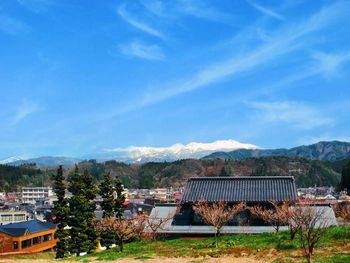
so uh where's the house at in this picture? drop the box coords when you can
[0,220,57,255]
[148,176,298,235]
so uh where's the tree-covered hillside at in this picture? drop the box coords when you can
[74,157,341,188]
[0,164,51,192]
[203,141,350,161]
[0,156,344,191]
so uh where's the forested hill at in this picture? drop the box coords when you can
[1,156,345,192]
[75,157,341,189]
[202,141,350,161]
[0,164,52,192]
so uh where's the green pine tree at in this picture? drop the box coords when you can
[51,165,69,258]
[68,166,97,256]
[97,174,125,249]
[98,172,116,248]
[114,176,125,218]
[99,172,115,218]
[340,160,350,194]
[220,164,233,177]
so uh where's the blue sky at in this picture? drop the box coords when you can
[1,0,350,158]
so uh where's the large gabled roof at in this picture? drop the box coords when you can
[181,176,297,203]
[0,220,56,237]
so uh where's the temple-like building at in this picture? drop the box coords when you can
[149,176,298,235]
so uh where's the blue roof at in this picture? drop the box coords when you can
[0,220,56,237]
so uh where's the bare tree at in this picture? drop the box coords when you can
[95,217,134,252]
[193,201,246,248]
[289,205,330,263]
[250,201,290,233]
[333,202,350,222]
[144,210,174,241]
[131,213,148,240]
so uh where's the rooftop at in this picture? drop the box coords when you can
[181,176,298,203]
[0,220,56,237]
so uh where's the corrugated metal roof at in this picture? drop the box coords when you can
[181,176,297,203]
[0,220,56,237]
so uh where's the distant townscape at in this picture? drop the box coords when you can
[0,140,349,262]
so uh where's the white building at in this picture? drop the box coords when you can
[21,187,54,204]
[149,188,173,201]
[0,210,32,225]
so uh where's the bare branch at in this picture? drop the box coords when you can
[193,201,246,248]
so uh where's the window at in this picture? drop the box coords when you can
[32,236,41,245]
[13,241,18,250]
[21,239,31,249]
[43,234,52,242]
[14,214,25,221]
[1,215,12,222]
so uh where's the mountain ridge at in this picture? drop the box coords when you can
[202,141,350,161]
[2,140,350,167]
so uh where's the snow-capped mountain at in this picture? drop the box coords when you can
[97,139,259,162]
[1,140,259,166]
[0,156,24,165]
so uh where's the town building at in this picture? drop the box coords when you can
[0,220,57,255]
[21,187,54,204]
[149,176,299,235]
[0,210,31,225]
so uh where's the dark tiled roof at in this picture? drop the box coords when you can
[181,176,297,203]
[0,220,56,237]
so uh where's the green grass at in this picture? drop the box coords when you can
[77,226,349,262]
[7,226,349,262]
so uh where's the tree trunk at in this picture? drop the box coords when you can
[119,239,124,252]
[290,227,296,240]
[215,228,220,248]
[309,244,314,255]
[306,253,312,263]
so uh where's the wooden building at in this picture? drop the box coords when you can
[148,176,298,235]
[174,176,298,226]
[0,220,57,255]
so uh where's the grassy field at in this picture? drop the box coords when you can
[2,226,349,263]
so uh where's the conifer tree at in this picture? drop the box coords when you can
[340,160,350,194]
[114,176,125,218]
[51,165,69,258]
[220,164,233,177]
[98,172,115,248]
[68,166,97,256]
[97,174,125,248]
[99,172,114,218]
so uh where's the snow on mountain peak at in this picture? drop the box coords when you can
[103,139,259,160]
[0,156,25,165]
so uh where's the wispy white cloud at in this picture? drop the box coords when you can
[176,0,232,22]
[247,101,334,130]
[92,1,350,123]
[136,2,349,107]
[0,15,30,36]
[117,4,165,40]
[119,40,165,61]
[247,0,285,21]
[11,99,39,126]
[246,48,350,98]
[311,51,350,77]
[140,0,165,17]
[140,0,232,23]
